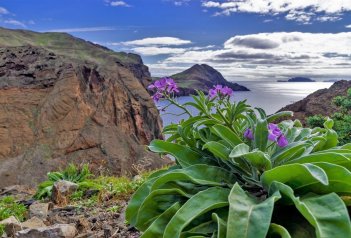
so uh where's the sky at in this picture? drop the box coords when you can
[0,0,351,81]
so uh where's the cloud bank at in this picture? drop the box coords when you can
[202,0,351,23]
[139,32,351,80]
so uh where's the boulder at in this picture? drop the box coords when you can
[15,224,77,238]
[21,217,47,229]
[29,202,52,220]
[0,216,21,237]
[51,181,78,205]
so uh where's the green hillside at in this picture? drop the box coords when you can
[0,27,140,65]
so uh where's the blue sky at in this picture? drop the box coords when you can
[1,0,351,80]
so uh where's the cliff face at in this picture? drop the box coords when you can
[0,36,167,186]
[160,64,249,96]
[279,80,351,123]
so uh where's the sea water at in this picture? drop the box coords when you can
[157,81,333,126]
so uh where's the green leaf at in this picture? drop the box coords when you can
[293,162,351,195]
[287,152,351,166]
[141,202,181,238]
[261,163,329,191]
[227,183,281,238]
[136,189,191,230]
[211,124,243,147]
[149,140,203,167]
[267,111,293,123]
[126,177,159,226]
[163,187,230,238]
[267,224,291,238]
[151,165,235,191]
[203,141,231,161]
[229,143,250,157]
[230,144,272,170]
[270,182,351,238]
[254,118,268,151]
[212,213,227,238]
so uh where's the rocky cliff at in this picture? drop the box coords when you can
[154,64,249,96]
[279,80,351,123]
[0,29,168,187]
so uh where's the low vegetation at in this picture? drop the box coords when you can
[0,196,27,222]
[127,80,351,238]
[308,87,351,145]
[34,163,156,206]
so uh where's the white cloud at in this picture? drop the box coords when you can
[346,24,351,28]
[122,37,192,46]
[4,19,26,28]
[131,47,187,56]
[0,7,9,15]
[173,0,191,6]
[148,32,351,80]
[109,1,131,7]
[202,0,351,23]
[46,26,116,33]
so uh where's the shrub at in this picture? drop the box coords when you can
[34,164,93,199]
[308,87,351,145]
[126,83,351,238]
[0,196,27,222]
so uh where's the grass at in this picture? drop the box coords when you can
[0,196,27,222]
[0,28,140,65]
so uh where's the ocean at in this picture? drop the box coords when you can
[157,81,333,126]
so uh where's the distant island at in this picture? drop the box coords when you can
[151,64,249,96]
[277,77,315,82]
[324,79,341,82]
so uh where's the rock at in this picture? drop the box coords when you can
[0,185,35,202]
[0,28,170,187]
[278,80,351,124]
[51,181,78,205]
[15,224,77,238]
[0,216,21,237]
[21,217,46,229]
[29,202,52,220]
[152,64,249,96]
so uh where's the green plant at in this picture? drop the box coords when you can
[308,87,351,145]
[126,88,351,238]
[0,224,4,236]
[0,196,27,222]
[34,164,93,199]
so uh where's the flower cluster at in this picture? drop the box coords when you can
[148,77,179,102]
[208,85,233,99]
[244,123,288,147]
[268,123,288,147]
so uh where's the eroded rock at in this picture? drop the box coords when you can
[15,224,77,238]
[51,181,78,205]
[0,216,21,237]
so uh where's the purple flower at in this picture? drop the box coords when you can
[148,77,179,102]
[152,92,163,103]
[221,86,233,97]
[208,84,233,99]
[267,123,289,147]
[244,128,254,140]
[277,135,289,147]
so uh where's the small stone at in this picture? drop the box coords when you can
[15,224,77,238]
[29,202,51,220]
[0,216,21,237]
[51,181,78,206]
[21,216,46,229]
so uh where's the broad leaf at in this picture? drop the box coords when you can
[227,183,281,238]
[163,187,230,238]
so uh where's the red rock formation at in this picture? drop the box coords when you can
[0,45,168,187]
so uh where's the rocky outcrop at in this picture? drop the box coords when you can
[153,64,249,96]
[0,42,167,187]
[278,80,351,123]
